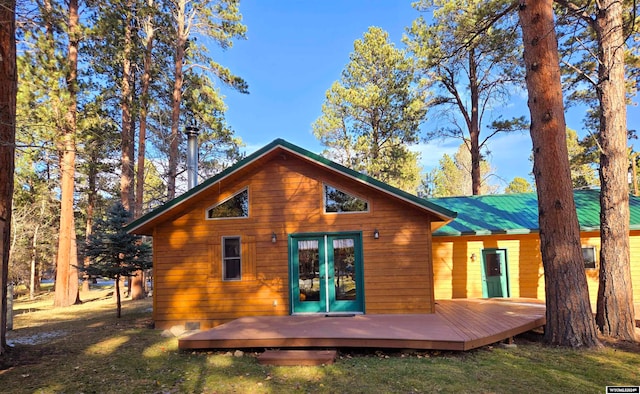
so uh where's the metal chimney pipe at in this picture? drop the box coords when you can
[185,123,199,189]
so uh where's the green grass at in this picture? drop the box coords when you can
[1,289,639,393]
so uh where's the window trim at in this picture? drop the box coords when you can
[206,187,249,220]
[222,236,242,281]
[322,183,370,214]
[582,246,597,270]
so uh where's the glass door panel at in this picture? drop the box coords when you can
[326,235,363,313]
[298,240,320,302]
[485,253,501,277]
[333,238,356,301]
[291,237,326,313]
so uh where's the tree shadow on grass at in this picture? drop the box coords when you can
[2,294,639,393]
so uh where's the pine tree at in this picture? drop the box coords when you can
[166,0,247,199]
[555,0,637,341]
[0,0,17,354]
[405,0,526,195]
[504,177,534,194]
[313,26,425,193]
[429,144,498,197]
[518,0,600,347]
[53,0,81,308]
[566,128,599,188]
[83,202,152,318]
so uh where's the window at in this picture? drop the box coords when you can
[484,252,502,277]
[324,184,368,213]
[207,188,248,219]
[582,246,597,269]
[223,237,241,281]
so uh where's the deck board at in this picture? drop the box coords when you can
[178,298,546,352]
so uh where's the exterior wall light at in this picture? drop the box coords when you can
[373,229,379,239]
[271,232,277,244]
[471,253,477,262]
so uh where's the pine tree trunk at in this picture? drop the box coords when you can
[130,5,155,301]
[594,0,636,341]
[168,0,187,200]
[518,0,600,347]
[135,0,155,218]
[30,219,40,299]
[120,0,135,211]
[54,0,80,308]
[0,0,17,354]
[130,272,145,300]
[115,274,122,318]
[468,49,481,196]
[69,228,80,304]
[33,196,47,297]
[82,165,96,293]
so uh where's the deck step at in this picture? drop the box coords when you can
[257,349,338,366]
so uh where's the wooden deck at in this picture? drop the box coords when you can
[179,299,545,352]
[178,298,546,352]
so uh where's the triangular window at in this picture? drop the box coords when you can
[324,184,369,213]
[207,188,249,219]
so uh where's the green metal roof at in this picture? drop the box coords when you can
[430,189,640,237]
[126,138,456,233]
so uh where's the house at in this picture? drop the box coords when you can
[429,191,640,314]
[126,139,456,330]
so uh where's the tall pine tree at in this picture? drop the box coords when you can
[557,0,637,343]
[518,0,600,347]
[166,0,247,199]
[405,0,526,195]
[313,26,425,193]
[0,0,17,354]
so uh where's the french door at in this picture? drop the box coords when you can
[289,233,363,314]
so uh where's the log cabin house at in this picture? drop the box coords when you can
[429,190,640,315]
[127,139,640,329]
[127,139,456,329]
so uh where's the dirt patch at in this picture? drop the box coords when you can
[515,327,640,353]
[599,331,640,353]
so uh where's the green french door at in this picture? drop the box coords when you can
[290,233,364,314]
[481,249,510,298]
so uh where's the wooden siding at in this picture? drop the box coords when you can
[152,153,438,329]
[432,231,640,313]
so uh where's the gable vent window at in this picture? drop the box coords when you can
[207,188,248,219]
[324,184,369,213]
[582,246,597,269]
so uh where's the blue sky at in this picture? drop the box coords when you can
[212,0,638,190]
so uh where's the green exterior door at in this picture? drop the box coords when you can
[481,249,509,298]
[290,233,364,314]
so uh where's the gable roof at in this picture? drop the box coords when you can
[430,189,640,237]
[126,138,456,234]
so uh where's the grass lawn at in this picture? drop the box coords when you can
[1,287,639,394]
